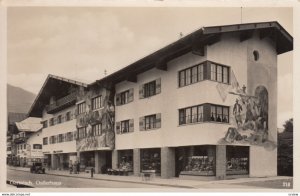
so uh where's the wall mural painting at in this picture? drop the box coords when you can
[76,88,115,152]
[218,80,276,150]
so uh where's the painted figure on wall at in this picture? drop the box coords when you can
[76,88,115,151]
[219,83,275,150]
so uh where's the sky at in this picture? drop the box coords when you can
[7,7,293,128]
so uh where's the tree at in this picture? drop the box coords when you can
[283,118,293,132]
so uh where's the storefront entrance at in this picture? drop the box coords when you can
[118,150,133,172]
[226,146,249,175]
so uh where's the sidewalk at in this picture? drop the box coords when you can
[7,166,293,189]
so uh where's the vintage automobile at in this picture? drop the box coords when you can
[30,162,46,174]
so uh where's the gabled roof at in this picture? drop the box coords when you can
[90,21,293,87]
[28,74,88,117]
[15,117,42,133]
[8,112,27,125]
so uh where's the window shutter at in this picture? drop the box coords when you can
[128,88,134,103]
[155,78,161,94]
[116,122,121,134]
[156,113,161,128]
[116,93,121,106]
[53,117,57,125]
[139,84,144,99]
[129,119,134,132]
[139,116,145,131]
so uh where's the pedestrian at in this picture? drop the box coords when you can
[77,161,80,174]
[69,162,73,174]
[91,167,94,178]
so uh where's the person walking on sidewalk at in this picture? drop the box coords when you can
[76,161,80,174]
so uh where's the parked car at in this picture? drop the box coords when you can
[30,162,46,174]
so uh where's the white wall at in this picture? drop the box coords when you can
[42,106,77,154]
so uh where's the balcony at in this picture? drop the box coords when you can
[46,92,77,114]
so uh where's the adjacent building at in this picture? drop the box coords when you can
[22,21,292,180]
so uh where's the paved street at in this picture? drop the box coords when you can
[7,169,170,188]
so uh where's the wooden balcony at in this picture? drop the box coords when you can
[46,92,77,114]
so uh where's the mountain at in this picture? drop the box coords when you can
[7,84,36,114]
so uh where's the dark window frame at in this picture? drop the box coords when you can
[179,63,205,87]
[144,114,157,130]
[120,120,130,134]
[77,102,86,114]
[43,137,48,145]
[92,96,102,110]
[144,80,156,98]
[92,123,102,136]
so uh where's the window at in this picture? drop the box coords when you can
[253,50,259,61]
[121,120,130,134]
[49,136,56,144]
[140,148,161,174]
[65,112,71,121]
[77,102,86,115]
[43,137,48,145]
[145,115,156,130]
[92,96,102,110]
[179,105,204,125]
[49,118,54,126]
[78,127,87,139]
[42,120,48,128]
[210,105,229,123]
[57,115,62,124]
[33,144,42,149]
[58,134,64,143]
[65,132,73,142]
[179,63,204,87]
[144,81,156,98]
[120,91,129,105]
[210,63,229,84]
[139,79,161,99]
[92,124,102,136]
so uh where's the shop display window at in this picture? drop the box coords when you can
[180,146,215,176]
[226,146,249,175]
[118,150,133,172]
[140,148,161,174]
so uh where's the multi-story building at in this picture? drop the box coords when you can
[28,75,88,170]
[98,21,293,179]
[13,117,43,166]
[24,21,293,180]
[7,112,27,165]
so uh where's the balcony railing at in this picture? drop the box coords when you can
[46,92,77,114]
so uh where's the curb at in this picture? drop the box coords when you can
[8,168,194,189]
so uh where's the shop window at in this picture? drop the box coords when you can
[118,150,133,172]
[179,63,204,87]
[43,137,48,145]
[226,146,249,175]
[77,102,86,115]
[92,124,102,136]
[139,78,161,99]
[92,96,102,110]
[179,145,215,176]
[140,148,161,174]
[33,144,42,149]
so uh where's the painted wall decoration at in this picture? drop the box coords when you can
[218,74,276,150]
[76,86,115,152]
